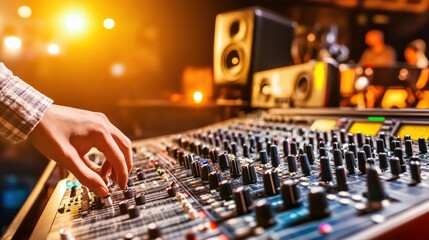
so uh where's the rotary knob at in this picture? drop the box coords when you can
[234,186,253,215]
[254,199,276,228]
[263,169,280,196]
[281,180,302,210]
[308,187,330,220]
[241,163,258,185]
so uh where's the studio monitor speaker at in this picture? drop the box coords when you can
[213,6,295,104]
[251,61,340,108]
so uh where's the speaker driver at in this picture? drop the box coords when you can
[222,45,244,80]
[294,73,312,101]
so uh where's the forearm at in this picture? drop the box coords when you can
[0,62,53,143]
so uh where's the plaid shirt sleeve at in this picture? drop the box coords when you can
[0,62,53,144]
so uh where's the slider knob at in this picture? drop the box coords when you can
[366,165,386,203]
[418,137,427,154]
[229,158,241,178]
[320,156,333,182]
[200,164,214,182]
[241,163,258,185]
[308,186,330,220]
[128,205,140,219]
[270,145,280,168]
[191,160,201,178]
[218,153,230,171]
[333,149,343,167]
[299,153,312,176]
[137,171,146,181]
[234,186,253,215]
[345,151,356,175]
[405,140,413,157]
[119,200,129,215]
[254,199,276,228]
[281,180,302,210]
[219,180,233,200]
[123,188,135,199]
[286,155,297,173]
[135,193,146,205]
[259,150,269,164]
[410,159,422,184]
[335,166,348,191]
[263,169,280,196]
[208,171,222,190]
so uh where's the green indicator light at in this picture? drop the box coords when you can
[368,116,385,122]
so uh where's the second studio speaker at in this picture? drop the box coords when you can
[213,6,296,105]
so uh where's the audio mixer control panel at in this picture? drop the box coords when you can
[31,109,429,240]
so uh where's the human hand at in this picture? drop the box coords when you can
[29,104,133,197]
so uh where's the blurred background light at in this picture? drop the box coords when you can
[47,44,60,55]
[193,91,203,104]
[103,18,115,29]
[17,6,32,18]
[111,63,125,77]
[4,36,22,50]
[65,14,85,32]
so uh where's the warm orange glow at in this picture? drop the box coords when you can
[18,6,32,18]
[381,89,408,108]
[111,63,125,77]
[313,62,325,90]
[193,91,203,104]
[103,18,115,29]
[4,36,22,50]
[47,44,60,55]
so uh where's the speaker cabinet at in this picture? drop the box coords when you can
[213,6,295,104]
[251,61,340,108]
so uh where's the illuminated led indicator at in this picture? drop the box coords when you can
[103,18,115,29]
[18,6,32,18]
[4,36,22,50]
[193,91,203,104]
[318,222,333,234]
[368,116,385,122]
[47,44,60,55]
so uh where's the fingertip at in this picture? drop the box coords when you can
[93,185,109,198]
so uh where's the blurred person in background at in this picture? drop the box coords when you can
[404,39,428,68]
[359,29,396,67]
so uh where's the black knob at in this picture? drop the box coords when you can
[418,137,427,154]
[389,136,396,151]
[178,150,185,165]
[308,187,330,220]
[123,188,135,199]
[389,157,401,178]
[394,148,406,173]
[249,137,256,153]
[208,171,222,190]
[365,136,374,149]
[405,140,413,157]
[259,150,269,164]
[219,180,233,200]
[127,178,134,187]
[256,140,263,153]
[290,142,298,155]
[202,145,210,158]
[356,132,364,147]
[281,180,302,210]
[333,149,343,167]
[218,153,229,171]
[135,193,146,205]
[366,165,386,204]
[210,149,219,163]
[404,134,411,141]
[119,200,129,215]
[127,205,140,219]
[335,166,348,191]
[319,147,328,158]
[137,171,146,181]
[320,156,333,182]
[357,151,367,174]
[191,160,201,178]
[270,145,280,168]
[363,144,372,159]
[263,169,280,196]
[184,154,193,170]
[241,164,258,185]
[378,152,388,171]
[410,159,422,184]
[332,141,340,150]
[242,144,250,158]
[376,139,386,153]
[348,143,357,159]
[234,186,253,215]
[282,154,296,173]
[200,164,214,182]
[147,223,162,240]
[70,186,76,198]
[339,129,347,144]
[305,144,315,165]
[231,142,238,156]
[166,184,177,197]
[254,199,276,228]
[345,151,356,175]
[283,139,290,156]
[230,158,241,178]
[299,153,312,176]
[223,140,231,153]
[347,133,355,144]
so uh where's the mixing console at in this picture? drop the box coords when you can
[31,108,429,240]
